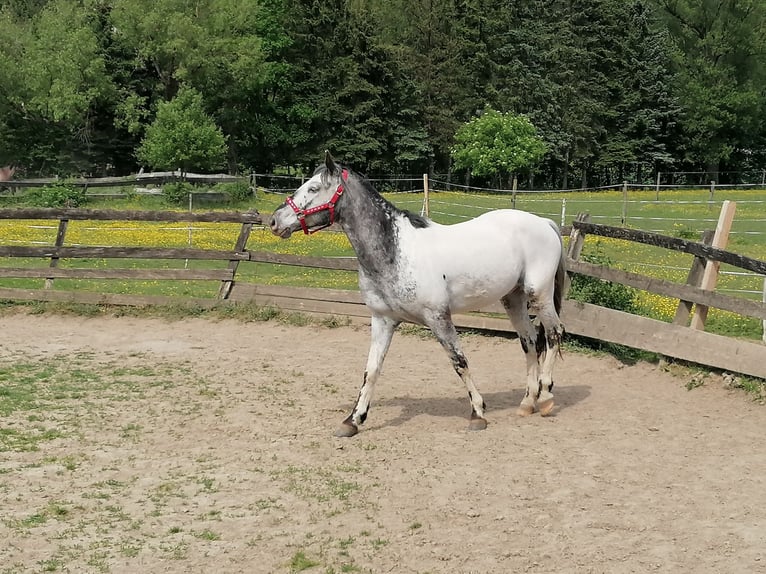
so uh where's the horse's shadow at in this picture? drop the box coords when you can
[369,384,592,431]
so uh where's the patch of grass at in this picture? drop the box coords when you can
[7,501,72,531]
[271,465,360,504]
[39,558,64,572]
[289,551,320,572]
[0,426,64,452]
[193,529,220,541]
[730,376,766,401]
[159,540,189,560]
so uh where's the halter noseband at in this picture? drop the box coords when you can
[286,169,349,235]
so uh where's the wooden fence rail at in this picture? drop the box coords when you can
[1,173,246,190]
[0,207,764,378]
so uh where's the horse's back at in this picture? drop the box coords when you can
[398,209,562,313]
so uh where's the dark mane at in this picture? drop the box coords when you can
[327,164,431,229]
[403,211,430,228]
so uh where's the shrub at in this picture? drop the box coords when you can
[568,251,638,313]
[27,183,87,208]
[162,181,193,206]
[215,181,252,203]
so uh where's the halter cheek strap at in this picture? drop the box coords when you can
[286,169,349,235]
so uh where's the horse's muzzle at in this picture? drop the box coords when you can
[269,210,293,239]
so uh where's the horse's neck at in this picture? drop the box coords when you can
[339,183,400,273]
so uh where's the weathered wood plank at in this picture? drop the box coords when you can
[0,246,249,260]
[0,268,234,280]
[5,173,246,189]
[0,287,221,308]
[674,230,715,326]
[573,220,766,275]
[45,218,69,289]
[691,201,736,330]
[247,251,359,271]
[566,259,766,320]
[218,222,253,299]
[0,208,262,223]
[561,300,766,379]
[252,294,371,318]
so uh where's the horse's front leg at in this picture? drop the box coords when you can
[426,311,487,431]
[335,314,399,437]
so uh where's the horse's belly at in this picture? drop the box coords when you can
[446,277,514,313]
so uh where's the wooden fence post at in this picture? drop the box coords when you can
[621,181,628,225]
[690,200,736,330]
[217,221,254,299]
[655,172,661,200]
[45,218,69,289]
[673,229,714,327]
[564,212,590,299]
[422,174,430,217]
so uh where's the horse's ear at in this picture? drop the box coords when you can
[324,150,337,174]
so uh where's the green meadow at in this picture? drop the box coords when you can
[1,185,764,339]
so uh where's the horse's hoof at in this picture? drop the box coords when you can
[516,404,535,417]
[538,398,555,416]
[468,417,488,431]
[334,422,359,438]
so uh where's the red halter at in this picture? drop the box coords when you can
[285,169,349,235]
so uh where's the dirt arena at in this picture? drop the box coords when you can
[1,311,765,573]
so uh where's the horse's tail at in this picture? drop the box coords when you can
[548,219,566,316]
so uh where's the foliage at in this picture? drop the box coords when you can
[27,183,87,208]
[215,181,252,203]
[568,249,638,314]
[0,0,765,186]
[137,86,227,173]
[161,182,194,206]
[451,109,546,181]
[655,0,766,172]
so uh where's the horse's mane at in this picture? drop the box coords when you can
[322,164,431,229]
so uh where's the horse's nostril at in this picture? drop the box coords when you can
[269,215,277,229]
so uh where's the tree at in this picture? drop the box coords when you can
[136,86,227,173]
[655,0,766,178]
[0,0,115,173]
[451,109,546,186]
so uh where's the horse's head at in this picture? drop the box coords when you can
[269,152,349,238]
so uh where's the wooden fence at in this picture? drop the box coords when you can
[0,207,764,379]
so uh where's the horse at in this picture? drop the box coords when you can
[270,152,566,437]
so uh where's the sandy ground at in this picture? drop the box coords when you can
[1,311,765,574]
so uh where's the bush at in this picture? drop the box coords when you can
[27,183,87,208]
[215,181,252,203]
[162,181,193,205]
[568,251,638,313]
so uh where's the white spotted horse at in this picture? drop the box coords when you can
[270,152,566,436]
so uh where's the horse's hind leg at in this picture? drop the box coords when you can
[426,310,487,431]
[501,291,543,416]
[335,314,398,437]
[535,300,564,416]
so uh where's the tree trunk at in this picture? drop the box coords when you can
[562,148,570,190]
